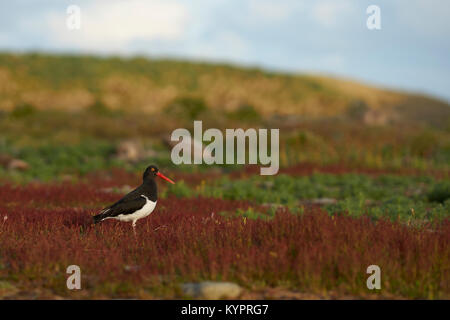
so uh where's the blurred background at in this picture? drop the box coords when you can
[0,0,449,180]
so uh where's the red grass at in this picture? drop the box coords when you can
[0,182,449,299]
[66,162,450,190]
[235,163,449,180]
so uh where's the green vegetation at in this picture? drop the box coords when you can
[1,108,449,181]
[166,173,450,224]
[0,140,118,181]
[164,96,208,120]
[0,52,449,181]
[427,181,450,203]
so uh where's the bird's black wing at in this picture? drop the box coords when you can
[94,186,147,222]
[98,196,147,218]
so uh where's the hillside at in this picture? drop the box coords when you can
[0,52,449,181]
[0,52,448,128]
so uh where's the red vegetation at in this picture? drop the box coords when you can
[0,182,449,299]
[74,162,449,190]
[235,163,449,180]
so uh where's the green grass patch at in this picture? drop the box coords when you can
[196,173,449,223]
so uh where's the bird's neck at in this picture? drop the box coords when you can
[143,178,157,202]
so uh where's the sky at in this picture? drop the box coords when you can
[0,0,449,102]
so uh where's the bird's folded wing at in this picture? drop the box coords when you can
[98,196,147,218]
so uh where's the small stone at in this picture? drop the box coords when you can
[116,140,157,162]
[300,198,337,205]
[116,140,140,162]
[261,181,274,189]
[182,281,243,299]
[60,174,74,182]
[7,159,29,171]
[124,265,141,272]
[101,185,133,194]
[311,198,337,205]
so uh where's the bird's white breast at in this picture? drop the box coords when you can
[116,195,157,223]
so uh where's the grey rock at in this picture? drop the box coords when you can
[7,159,29,171]
[311,198,337,205]
[182,281,243,299]
[301,198,337,205]
[101,185,133,195]
[116,140,158,162]
[0,154,29,171]
[124,265,141,272]
[116,140,141,162]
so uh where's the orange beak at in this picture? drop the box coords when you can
[156,172,175,184]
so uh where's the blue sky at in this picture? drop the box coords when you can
[1,0,449,101]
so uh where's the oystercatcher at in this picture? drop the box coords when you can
[93,165,175,232]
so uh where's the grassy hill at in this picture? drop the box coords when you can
[0,52,449,180]
[0,52,448,127]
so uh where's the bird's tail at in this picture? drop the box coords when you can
[93,213,106,224]
[93,208,112,224]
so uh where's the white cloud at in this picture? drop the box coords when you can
[45,0,189,52]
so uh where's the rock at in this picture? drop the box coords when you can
[124,265,141,272]
[162,134,214,162]
[311,198,337,205]
[60,174,75,182]
[116,140,157,162]
[0,154,29,171]
[101,185,133,195]
[300,198,337,205]
[7,159,29,171]
[182,281,243,299]
[260,181,274,189]
[363,109,390,126]
[116,140,141,162]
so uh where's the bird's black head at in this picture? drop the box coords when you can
[143,165,159,180]
[143,165,175,184]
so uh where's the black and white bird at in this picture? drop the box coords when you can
[93,165,175,231]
